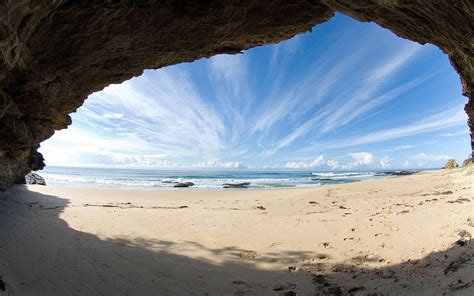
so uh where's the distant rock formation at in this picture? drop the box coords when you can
[25,172,46,185]
[443,159,459,169]
[223,182,250,188]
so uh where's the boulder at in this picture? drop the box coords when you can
[443,159,459,169]
[383,171,417,176]
[25,172,46,185]
[174,182,194,188]
[223,182,250,188]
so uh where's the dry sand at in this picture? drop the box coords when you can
[0,169,473,295]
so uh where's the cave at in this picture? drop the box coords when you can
[0,1,473,191]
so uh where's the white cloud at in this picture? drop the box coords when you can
[103,112,124,119]
[327,160,339,170]
[344,152,374,169]
[303,106,467,153]
[365,43,420,83]
[379,156,391,168]
[440,129,469,137]
[194,159,244,169]
[412,153,450,162]
[285,155,325,169]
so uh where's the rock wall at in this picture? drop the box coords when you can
[0,0,473,190]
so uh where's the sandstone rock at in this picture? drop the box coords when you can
[25,172,46,185]
[462,157,472,167]
[0,1,472,190]
[443,159,459,169]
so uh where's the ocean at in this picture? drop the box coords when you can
[38,166,418,190]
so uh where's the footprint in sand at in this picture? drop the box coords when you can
[273,283,297,295]
[232,280,252,295]
[379,242,393,249]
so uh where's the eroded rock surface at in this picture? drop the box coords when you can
[444,159,459,170]
[24,172,46,185]
[0,1,473,190]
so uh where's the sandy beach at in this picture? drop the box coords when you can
[0,169,473,295]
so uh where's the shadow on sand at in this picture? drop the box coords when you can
[0,186,472,295]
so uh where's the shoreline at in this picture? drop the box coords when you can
[1,168,472,295]
[35,168,428,192]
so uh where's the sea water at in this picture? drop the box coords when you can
[39,166,418,190]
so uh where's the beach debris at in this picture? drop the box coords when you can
[397,210,410,214]
[174,182,194,188]
[239,250,258,259]
[467,217,474,227]
[323,242,331,248]
[223,182,250,188]
[256,206,266,210]
[447,197,470,203]
[456,230,472,246]
[24,172,46,185]
[83,203,188,210]
[433,190,453,195]
[309,201,318,204]
[288,266,297,272]
[443,159,459,169]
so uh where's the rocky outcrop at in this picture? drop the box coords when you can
[462,157,472,167]
[174,182,194,188]
[0,1,473,190]
[24,172,46,185]
[223,182,251,188]
[443,159,459,169]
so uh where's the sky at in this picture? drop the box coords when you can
[39,14,471,171]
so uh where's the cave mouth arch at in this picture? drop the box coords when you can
[0,1,472,190]
[37,13,469,178]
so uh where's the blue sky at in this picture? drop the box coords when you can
[40,14,470,170]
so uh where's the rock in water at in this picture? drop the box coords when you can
[223,182,250,188]
[25,172,46,185]
[174,182,194,188]
[443,159,459,169]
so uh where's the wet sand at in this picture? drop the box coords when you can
[0,169,473,295]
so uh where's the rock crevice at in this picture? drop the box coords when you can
[0,1,473,190]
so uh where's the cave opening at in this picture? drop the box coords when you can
[37,14,470,187]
